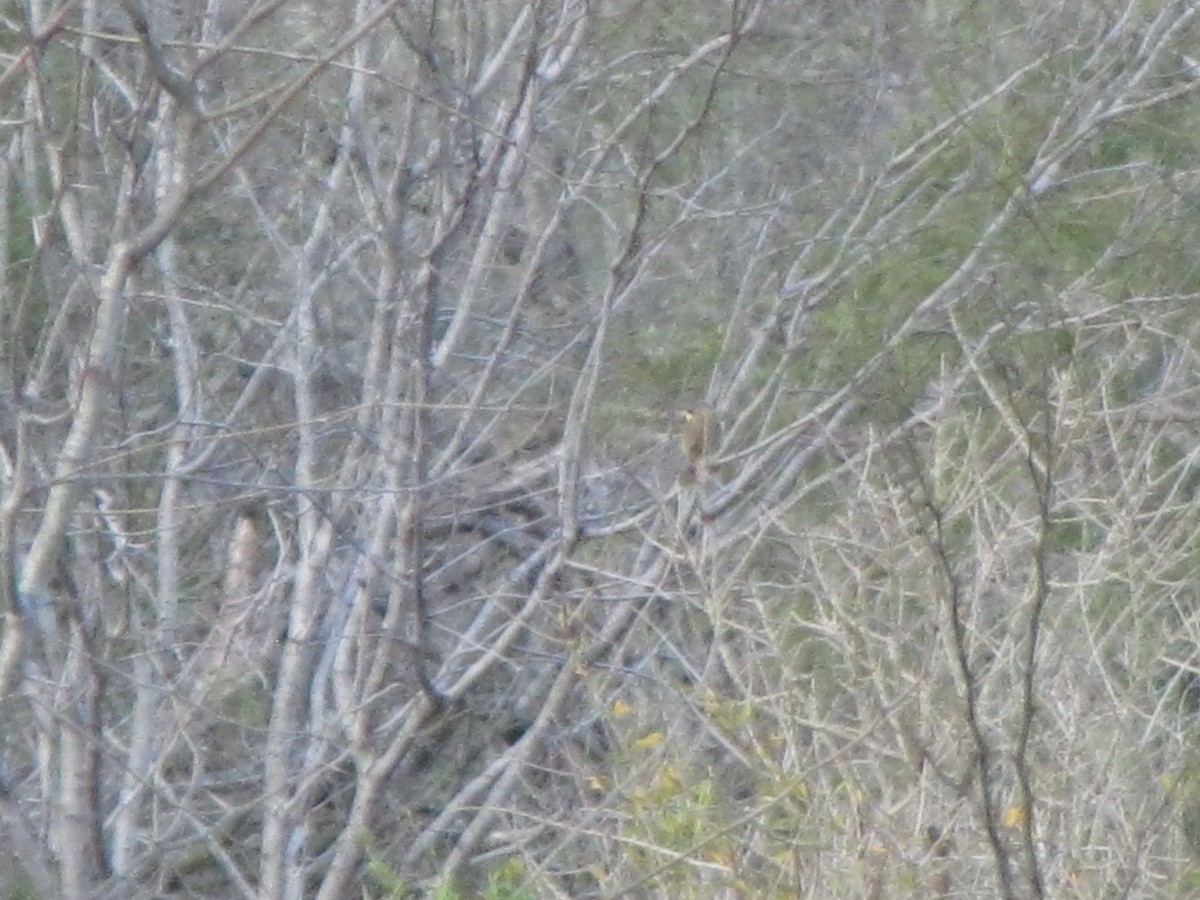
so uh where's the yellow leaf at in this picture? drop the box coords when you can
[631,731,664,751]
[612,698,633,718]
[656,763,681,796]
[1002,805,1027,829]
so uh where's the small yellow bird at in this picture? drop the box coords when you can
[678,402,720,486]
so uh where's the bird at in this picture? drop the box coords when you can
[678,402,720,486]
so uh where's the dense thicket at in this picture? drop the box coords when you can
[3,1,1200,897]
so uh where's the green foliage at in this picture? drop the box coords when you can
[364,836,411,898]
[1048,516,1103,554]
[621,313,724,393]
[3,179,48,381]
[594,309,725,442]
[1175,868,1200,895]
[1093,94,1200,172]
[0,870,41,900]
[421,859,534,900]
[480,859,536,900]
